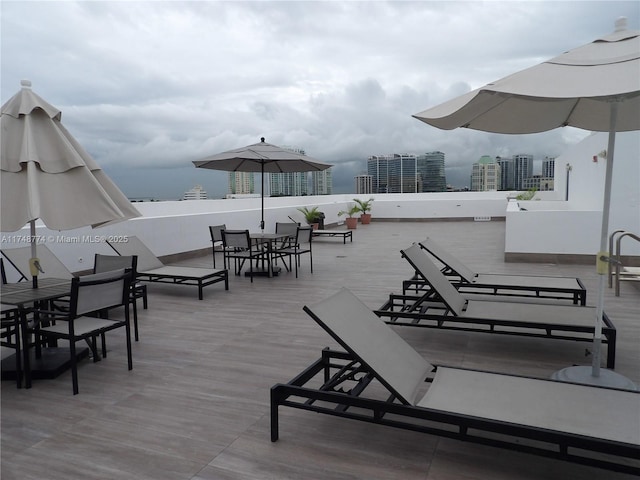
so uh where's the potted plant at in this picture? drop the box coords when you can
[353,197,374,224]
[338,204,360,229]
[297,206,322,230]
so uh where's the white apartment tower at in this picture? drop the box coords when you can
[471,156,501,191]
[182,184,208,200]
[311,169,333,195]
[355,175,373,194]
[228,172,255,195]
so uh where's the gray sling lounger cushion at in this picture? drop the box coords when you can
[108,236,165,272]
[420,366,639,445]
[309,287,432,405]
[308,288,639,445]
[109,236,223,278]
[2,244,73,280]
[420,237,582,290]
[107,236,227,299]
[404,244,597,323]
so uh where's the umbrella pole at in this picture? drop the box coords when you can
[592,101,619,377]
[30,220,38,288]
[260,163,265,232]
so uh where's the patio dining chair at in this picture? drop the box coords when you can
[93,254,145,341]
[1,304,24,388]
[275,221,300,249]
[33,269,134,395]
[209,224,234,269]
[221,229,266,283]
[274,226,313,278]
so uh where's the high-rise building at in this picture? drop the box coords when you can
[471,156,501,191]
[367,151,447,194]
[228,172,255,195]
[513,154,533,190]
[417,151,447,192]
[311,169,332,195]
[368,154,418,193]
[270,172,309,196]
[355,175,373,194]
[542,157,556,178]
[497,156,515,190]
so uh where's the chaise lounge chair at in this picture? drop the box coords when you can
[271,287,639,475]
[403,237,587,305]
[107,236,228,300]
[376,244,617,368]
[1,244,73,282]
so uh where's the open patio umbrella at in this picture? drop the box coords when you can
[193,137,332,231]
[1,80,141,286]
[413,18,640,387]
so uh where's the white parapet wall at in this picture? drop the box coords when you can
[505,200,603,261]
[504,131,640,263]
[1,192,512,277]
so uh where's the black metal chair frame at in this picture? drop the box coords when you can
[221,230,268,283]
[209,224,233,269]
[33,270,133,395]
[1,304,24,388]
[274,226,313,278]
[93,254,145,341]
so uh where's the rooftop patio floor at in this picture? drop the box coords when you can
[2,220,639,480]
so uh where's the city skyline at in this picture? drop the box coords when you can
[3,2,638,200]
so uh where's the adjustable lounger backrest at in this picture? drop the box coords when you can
[107,236,164,272]
[401,244,466,316]
[420,237,475,282]
[1,245,73,280]
[303,287,433,406]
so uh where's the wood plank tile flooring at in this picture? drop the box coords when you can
[2,221,639,479]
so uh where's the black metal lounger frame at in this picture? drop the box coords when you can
[403,271,587,305]
[107,236,228,300]
[402,241,588,305]
[271,347,638,475]
[376,291,617,369]
[133,270,228,301]
[378,245,616,368]
[312,229,353,244]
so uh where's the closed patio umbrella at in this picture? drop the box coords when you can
[413,18,640,387]
[193,137,332,231]
[1,80,141,286]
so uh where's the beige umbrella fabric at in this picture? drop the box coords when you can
[194,137,332,230]
[413,19,640,387]
[414,22,640,134]
[1,80,141,286]
[1,80,141,232]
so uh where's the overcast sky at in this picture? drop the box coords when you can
[2,1,639,199]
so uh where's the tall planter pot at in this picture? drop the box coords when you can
[345,217,358,229]
[360,213,371,225]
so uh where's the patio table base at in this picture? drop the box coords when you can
[244,266,282,277]
[1,347,89,382]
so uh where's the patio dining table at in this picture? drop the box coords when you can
[1,278,82,388]
[249,232,291,278]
